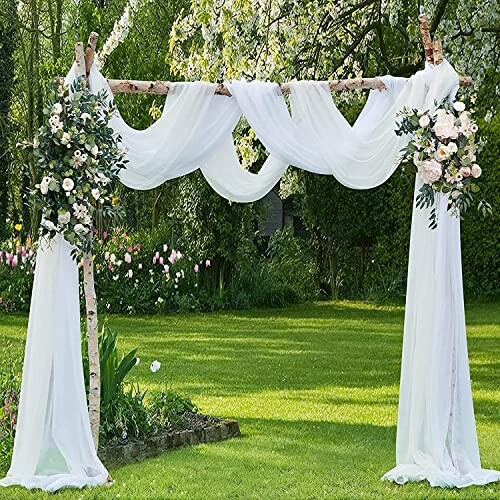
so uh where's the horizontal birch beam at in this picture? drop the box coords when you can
[106,75,472,97]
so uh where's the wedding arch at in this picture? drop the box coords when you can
[1,15,499,493]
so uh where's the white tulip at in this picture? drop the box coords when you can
[453,101,466,112]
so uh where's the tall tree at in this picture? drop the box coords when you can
[0,0,17,239]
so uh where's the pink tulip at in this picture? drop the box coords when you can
[124,252,132,264]
[194,264,199,273]
[127,269,133,278]
[205,259,211,268]
[134,244,141,251]
[103,231,108,240]
[163,264,169,273]
[138,263,143,270]
[127,246,132,253]
[159,257,164,265]
[12,256,18,267]
[104,252,110,260]
[153,256,157,265]
[155,251,160,259]
[163,244,168,252]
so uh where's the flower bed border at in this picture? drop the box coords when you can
[98,419,241,466]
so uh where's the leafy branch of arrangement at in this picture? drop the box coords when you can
[20,76,127,257]
[396,98,492,229]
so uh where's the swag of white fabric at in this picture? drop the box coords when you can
[2,60,498,492]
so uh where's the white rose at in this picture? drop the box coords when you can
[62,178,74,191]
[40,181,49,195]
[150,360,161,373]
[91,188,100,200]
[453,101,466,112]
[418,114,430,128]
[58,211,71,225]
[459,166,471,178]
[52,103,63,114]
[42,219,56,231]
[471,164,482,178]
[447,142,458,154]
[74,223,86,234]
[418,159,442,184]
[91,145,99,156]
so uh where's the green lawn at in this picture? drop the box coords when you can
[0,301,499,499]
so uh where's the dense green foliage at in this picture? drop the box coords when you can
[0,301,498,497]
[0,0,498,304]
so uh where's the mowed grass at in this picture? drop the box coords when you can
[0,300,498,499]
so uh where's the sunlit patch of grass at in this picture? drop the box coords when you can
[0,300,498,499]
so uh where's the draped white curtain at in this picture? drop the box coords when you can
[2,60,498,492]
[0,236,108,492]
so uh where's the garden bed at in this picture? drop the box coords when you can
[98,412,241,466]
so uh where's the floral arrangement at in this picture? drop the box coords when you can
[21,76,126,256]
[396,99,491,228]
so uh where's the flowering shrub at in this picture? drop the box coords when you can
[396,99,491,228]
[21,76,126,256]
[0,228,36,311]
[91,226,213,314]
[0,342,21,474]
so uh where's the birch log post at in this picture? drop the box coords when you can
[75,40,101,450]
[82,247,100,449]
[85,32,99,77]
[418,14,434,63]
[432,39,444,65]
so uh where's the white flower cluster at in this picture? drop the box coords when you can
[95,0,153,68]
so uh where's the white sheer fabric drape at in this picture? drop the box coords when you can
[3,58,498,492]
[0,236,108,492]
[382,181,500,487]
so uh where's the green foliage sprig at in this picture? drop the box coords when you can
[21,76,127,256]
[396,98,491,228]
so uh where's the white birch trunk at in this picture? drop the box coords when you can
[82,250,100,450]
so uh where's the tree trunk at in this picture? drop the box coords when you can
[327,237,338,300]
[83,250,100,450]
